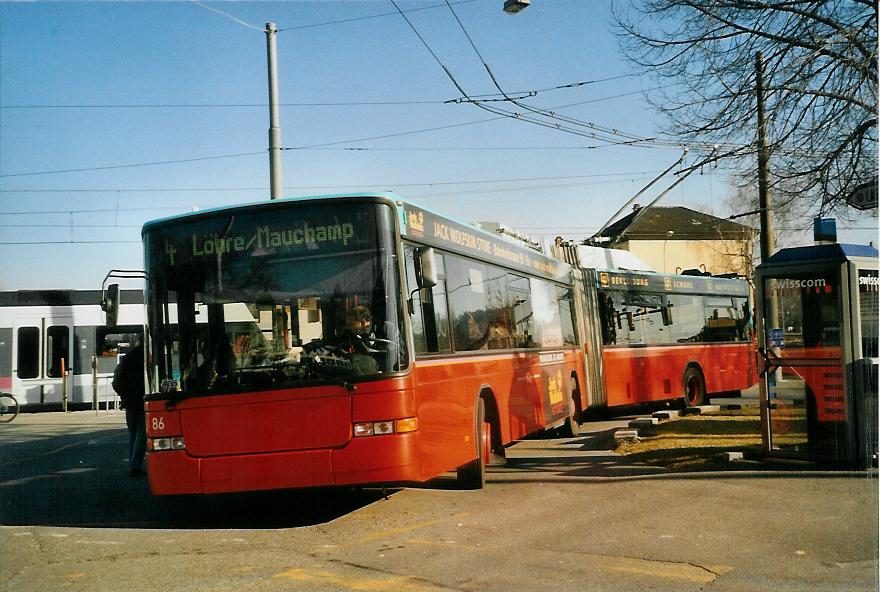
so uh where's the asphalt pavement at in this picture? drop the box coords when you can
[0,409,877,592]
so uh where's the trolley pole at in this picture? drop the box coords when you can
[266,22,284,200]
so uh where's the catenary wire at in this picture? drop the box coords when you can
[277,0,478,32]
[0,170,663,194]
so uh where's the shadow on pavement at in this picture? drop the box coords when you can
[2,414,870,527]
[486,426,876,483]
[0,424,390,529]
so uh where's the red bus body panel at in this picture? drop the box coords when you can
[602,343,756,407]
[412,350,579,479]
[180,388,352,456]
[145,350,583,495]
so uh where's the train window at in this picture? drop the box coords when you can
[96,327,142,374]
[46,326,70,378]
[0,328,11,382]
[16,327,39,379]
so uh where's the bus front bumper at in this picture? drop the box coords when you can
[146,432,423,495]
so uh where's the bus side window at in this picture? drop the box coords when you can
[670,295,704,343]
[597,292,618,346]
[703,297,740,342]
[485,269,512,350]
[509,274,534,348]
[446,256,490,351]
[404,246,450,354]
[404,246,429,354]
[661,301,673,326]
[430,256,451,352]
[557,286,577,346]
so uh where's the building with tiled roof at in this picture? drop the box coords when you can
[593,205,757,276]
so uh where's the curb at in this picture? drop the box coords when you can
[612,404,750,442]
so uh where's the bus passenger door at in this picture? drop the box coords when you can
[12,317,74,406]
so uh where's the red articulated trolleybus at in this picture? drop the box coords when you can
[556,245,757,411]
[128,193,585,495]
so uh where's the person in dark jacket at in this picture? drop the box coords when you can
[113,341,146,476]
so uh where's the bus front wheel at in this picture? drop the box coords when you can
[682,366,706,408]
[457,398,488,490]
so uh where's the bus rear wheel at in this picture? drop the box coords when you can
[682,366,706,408]
[457,398,488,490]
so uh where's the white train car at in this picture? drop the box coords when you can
[0,290,145,410]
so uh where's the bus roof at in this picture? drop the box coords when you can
[141,192,402,231]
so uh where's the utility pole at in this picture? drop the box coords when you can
[755,51,775,262]
[266,22,283,200]
[755,51,780,449]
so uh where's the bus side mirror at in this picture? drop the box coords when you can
[417,247,438,289]
[102,284,120,328]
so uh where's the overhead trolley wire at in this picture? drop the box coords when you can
[1,170,662,196]
[440,0,658,146]
[1,85,666,110]
[388,0,656,148]
[277,0,478,32]
[593,150,690,239]
[444,1,642,139]
[190,0,263,32]
[0,151,266,179]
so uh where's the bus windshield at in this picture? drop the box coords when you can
[143,200,407,396]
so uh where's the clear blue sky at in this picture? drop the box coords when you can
[1,0,875,290]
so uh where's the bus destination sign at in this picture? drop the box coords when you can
[162,220,361,267]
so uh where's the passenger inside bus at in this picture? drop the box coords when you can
[305,301,402,375]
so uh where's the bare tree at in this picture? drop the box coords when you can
[613,0,877,216]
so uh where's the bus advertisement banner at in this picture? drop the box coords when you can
[597,270,749,297]
[399,203,570,284]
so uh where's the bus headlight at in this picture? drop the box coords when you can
[148,436,186,451]
[353,417,418,437]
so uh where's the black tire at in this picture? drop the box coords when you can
[0,394,19,423]
[556,376,581,438]
[457,398,487,490]
[682,366,706,408]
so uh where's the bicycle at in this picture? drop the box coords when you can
[0,392,19,423]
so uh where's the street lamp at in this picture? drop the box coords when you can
[503,0,530,14]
